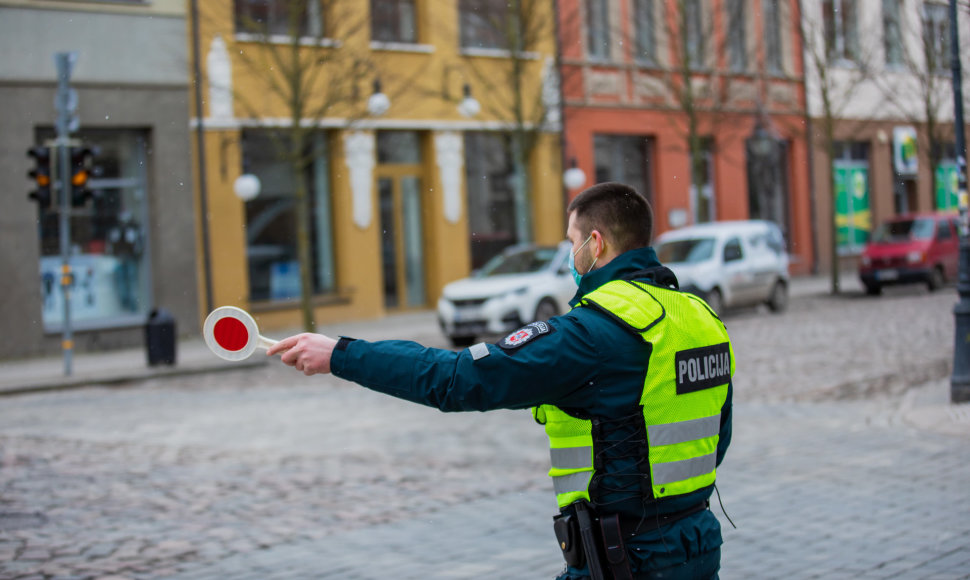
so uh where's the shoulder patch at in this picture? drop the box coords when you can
[498,321,555,350]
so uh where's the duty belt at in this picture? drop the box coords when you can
[616,500,710,538]
[554,500,710,580]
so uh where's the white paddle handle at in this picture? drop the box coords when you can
[257,335,278,350]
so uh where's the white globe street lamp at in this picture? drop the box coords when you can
[563,158,587,190]
[367,79,391,117]
[233,173,261,202]
[457,84,481,118]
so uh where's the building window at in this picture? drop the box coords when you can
[726,0,747,71]
[883,0,904,66]
[763,0,783,73]
[234,0,322,38]
[593,134,655,206]
[459,0,509,49]
[586,0,610,60]
[922,2,950,73]
[464,132,517,269]
[634,0,657,64]
[35,129,151,331]
[371,0,417,44]
[685,0,705,68]
[822,0,859,63]
[241,130,335,302]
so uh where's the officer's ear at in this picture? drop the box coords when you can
[590,229,607,257]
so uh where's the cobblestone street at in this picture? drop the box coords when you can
[1,283,968,579]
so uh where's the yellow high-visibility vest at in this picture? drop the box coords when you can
[534,280,734,508]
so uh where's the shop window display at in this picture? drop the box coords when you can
[35,129,151,330]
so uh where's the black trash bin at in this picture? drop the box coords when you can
[145,308,177,366]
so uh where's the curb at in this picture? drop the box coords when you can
[0,353,267,398]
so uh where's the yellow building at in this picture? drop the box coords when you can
[189,0,565,332]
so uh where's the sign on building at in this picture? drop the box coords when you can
[892,126,918,176]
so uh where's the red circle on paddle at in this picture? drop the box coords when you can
[213,317,249,352]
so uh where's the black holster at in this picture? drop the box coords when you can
[553,501,633,580]
[553,512,585,569]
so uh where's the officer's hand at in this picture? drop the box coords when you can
[267,333,338,376]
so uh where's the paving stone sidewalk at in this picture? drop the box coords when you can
[154,381,970,580]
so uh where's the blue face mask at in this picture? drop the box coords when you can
[569,234,596,286]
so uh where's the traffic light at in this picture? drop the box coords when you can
[27,146,52,210]
[69,146,95,207]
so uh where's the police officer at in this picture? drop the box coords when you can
[268,182,733,579]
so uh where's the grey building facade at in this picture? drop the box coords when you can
[0,1,199,359]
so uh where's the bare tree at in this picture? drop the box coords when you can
[873,0,959,207]
[450,0,561,244]
[226,0,375,331]
[800,0,879,293]
[613,0,770,223]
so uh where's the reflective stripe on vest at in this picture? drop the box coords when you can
[647,415,721,447]
[551,446,593,470]
[553,471,593,497]
[653,453,717,485]
[534,280,733,507]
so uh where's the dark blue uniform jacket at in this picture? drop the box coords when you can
[331,246,733,578]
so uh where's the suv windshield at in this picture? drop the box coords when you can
[656,238,716,263]
[871,218,935,243]
[476,247,559,277]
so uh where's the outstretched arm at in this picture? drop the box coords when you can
[264,314,601,413]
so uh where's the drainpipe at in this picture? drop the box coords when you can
[190,0,214,315]
[795,0,819,274]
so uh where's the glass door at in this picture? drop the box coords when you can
[378,171,426,309]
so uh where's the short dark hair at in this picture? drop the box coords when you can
[567,182,653,253]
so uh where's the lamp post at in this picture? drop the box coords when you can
[949,0,969,403]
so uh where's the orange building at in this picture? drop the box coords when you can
[558,0,815,275]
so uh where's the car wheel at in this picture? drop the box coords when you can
[533,298,559,322]
[927,266,944,292]
[705,288,724,316]
[767,280,788,313]
[864,282,882,296]
[449,336,476,348]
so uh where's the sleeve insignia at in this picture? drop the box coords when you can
[498,321,554,350]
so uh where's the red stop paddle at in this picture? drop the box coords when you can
[203,306,279,361]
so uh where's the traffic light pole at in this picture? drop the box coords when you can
[54,52,77,377]
[949,0,969,402]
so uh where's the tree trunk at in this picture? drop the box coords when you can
[512,135,532,243]
[688,129,708,223]
[293,155,315,332]
[824,121,841,295]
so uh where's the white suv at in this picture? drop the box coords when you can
[437,242,576,347]
[653,220,790,315]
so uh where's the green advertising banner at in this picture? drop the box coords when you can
[935,163,960,212]
[833,164,871,254]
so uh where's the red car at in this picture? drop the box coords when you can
[859,212,961,295]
